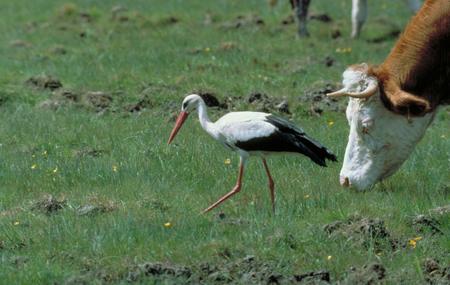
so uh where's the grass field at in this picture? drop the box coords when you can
[0,0,449,284]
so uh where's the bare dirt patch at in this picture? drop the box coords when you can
[126,255,330,284]
[31,194,66,215]
[410,204,450,235]
[127,262,192,282]
[247,92,290,114]
[299,81,345,115]
[411,215,442,235]
[323,56,335,67]
[324,215,394,250]
[26,75,63,91]
[342,263,386,285]
[111,5,128,20]
[36,82,172,113]
[56,3,96,24]
[430,204,450,216]
[10,40,32,48]
[64,270,114,285]
[366,29,401,44]
[38,89,79,110]
[83,91,113,111]
[293,270,330,283]
[77,197,118,216]
[309,13,333,23]
[124,97,154,113]
[423,258,450,284]
[331,28,341,39]
[194,92,228,110]
[37,86,156,113]
[281,14,295,26]
[221,14,264,29]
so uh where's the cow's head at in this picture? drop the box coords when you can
[328,63,435,190]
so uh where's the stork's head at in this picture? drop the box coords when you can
[167,94,202,144]
[328,63,435,190]
[180,94,202,113]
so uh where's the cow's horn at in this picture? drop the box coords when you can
[326,88,349,98]
[327,81,378,99]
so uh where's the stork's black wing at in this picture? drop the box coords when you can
[236,115,337,166]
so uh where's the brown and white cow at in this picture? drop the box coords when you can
[327,0,450,190]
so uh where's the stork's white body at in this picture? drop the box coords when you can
[214,112,277,154]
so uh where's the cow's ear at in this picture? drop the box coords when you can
[389,90,431,116]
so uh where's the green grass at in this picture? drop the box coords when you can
[0,0,449,284]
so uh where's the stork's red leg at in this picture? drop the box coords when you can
[202,160,245,213]
[262,158,275,213]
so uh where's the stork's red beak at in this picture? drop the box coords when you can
[167,111,189,144]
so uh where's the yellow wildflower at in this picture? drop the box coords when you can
[112,165,118,172]
[53,167,58,173]
[204,47,211,52]
[327,255,332,261]
[328,121,334,126]
[224,158,231,165]
[31,164,37,170]
[13,221,20,226]
[42,150,48,156]
[408,237,422,249]
[304,194,310,199]
[164,222,172,228]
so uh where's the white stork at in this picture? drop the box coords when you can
[168,94,337,213]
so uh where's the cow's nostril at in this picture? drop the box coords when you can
[340,176,350,187]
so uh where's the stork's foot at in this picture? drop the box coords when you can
[202,184,241,214]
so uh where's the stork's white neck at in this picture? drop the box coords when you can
[196,100,217,138]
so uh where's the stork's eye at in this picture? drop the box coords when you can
[182,102,188,110]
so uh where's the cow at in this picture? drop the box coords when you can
[289,0,421,38]
[327,0,450,190]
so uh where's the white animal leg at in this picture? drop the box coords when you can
[351,0,368,38]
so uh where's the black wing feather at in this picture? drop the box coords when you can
[235,115,337,167]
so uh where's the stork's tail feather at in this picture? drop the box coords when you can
[295,134,337,167]
[261,115,337,166]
